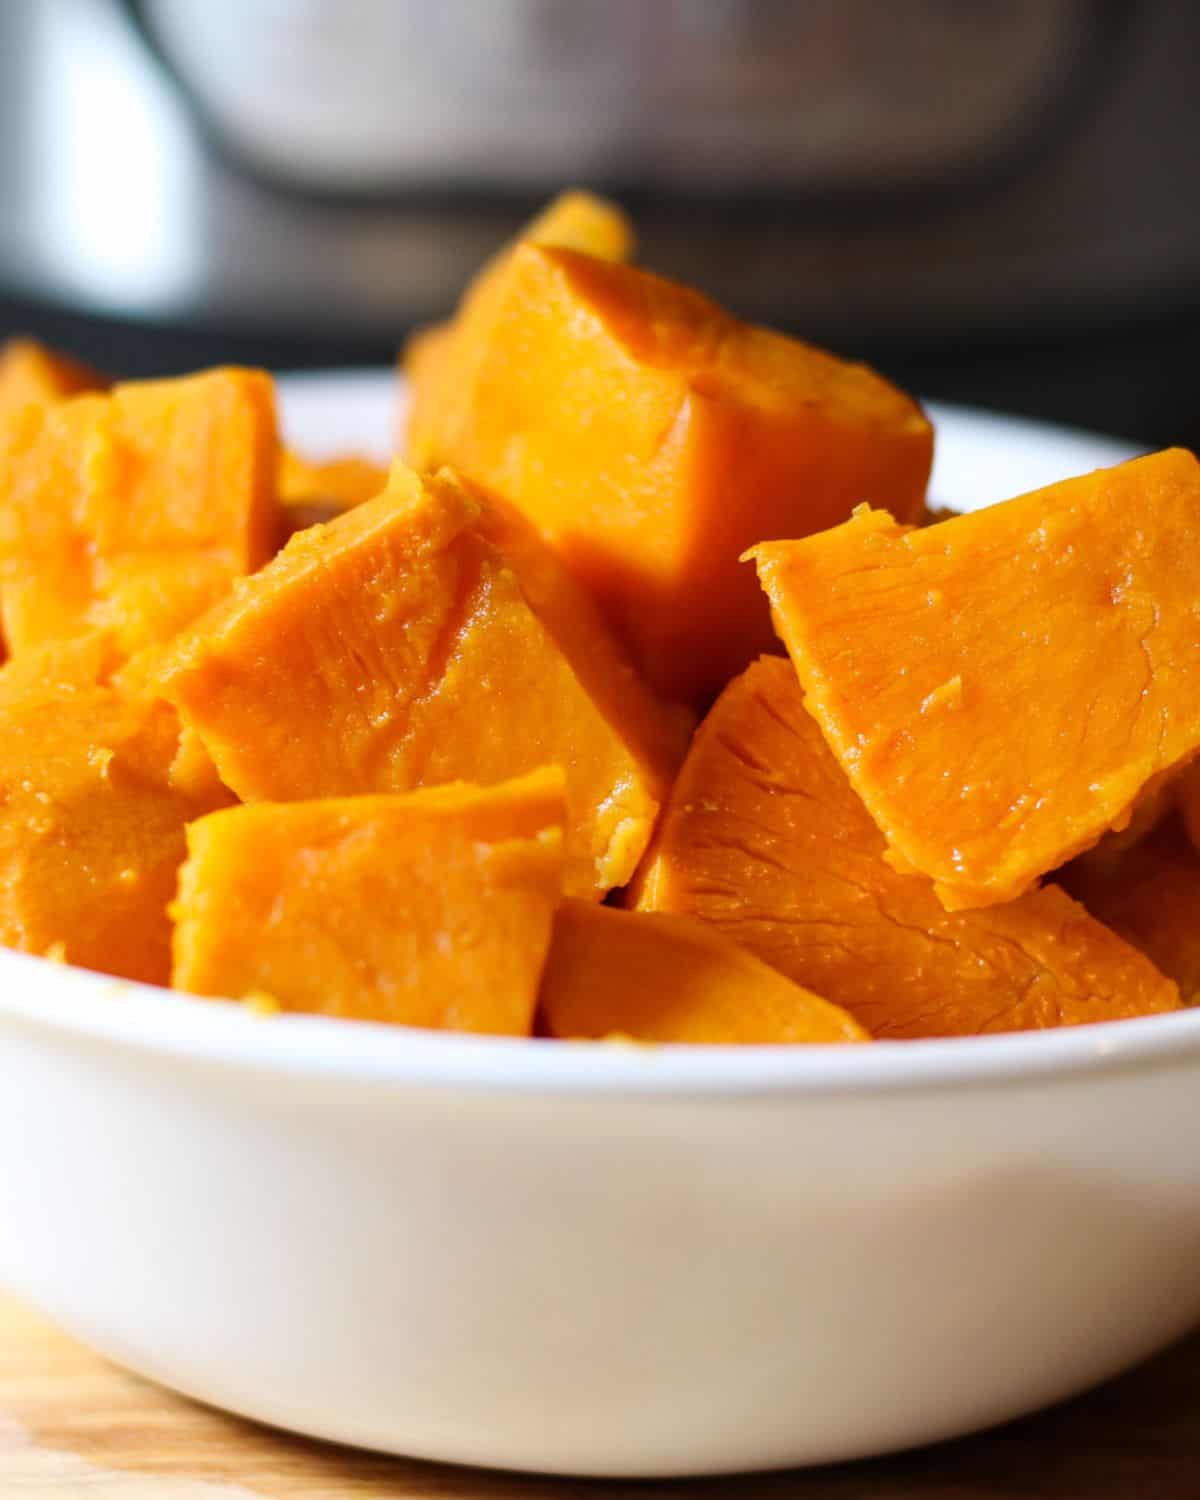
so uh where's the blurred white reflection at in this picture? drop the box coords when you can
[26,0,199,313]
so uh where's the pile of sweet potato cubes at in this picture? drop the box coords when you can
[1,192,1197,1043]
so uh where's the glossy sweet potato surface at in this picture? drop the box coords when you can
[172,770,564,1033]
[159,463,684,898]
[0,368,279,660]
[404,189,634,472]
[409,242,932,706]
[277,449,388,514]
[0,683,231,985]
[632,657,1180,1038]
[1059,816,1200,1005]
[753,449,1200,910]
[541,901,868,1044]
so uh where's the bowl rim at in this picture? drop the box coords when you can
[3,948,1199,1097]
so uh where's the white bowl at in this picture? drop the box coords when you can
[2,374,1197,1479]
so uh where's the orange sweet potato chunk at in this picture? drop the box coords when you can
[0,368,279,659]
[0,337,104,419]
[541,901,868,1045]
[1058,816,1200,1005]
[0,685,232,985]
[159,462,686,898]
[277,449,388,514]
[172,769,565,1034]
[631,657,1179,1038]
[404,189,634,468]
[0,628,123,703]
[408,242,932,706]
[752,449,1200,910]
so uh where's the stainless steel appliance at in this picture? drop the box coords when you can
[1,0,1197,441]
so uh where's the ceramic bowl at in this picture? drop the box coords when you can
[3,376,1196,1478]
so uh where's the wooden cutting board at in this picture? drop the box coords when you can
[2,1289,1197,1498]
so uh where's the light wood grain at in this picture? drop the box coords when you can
[1,1289,1197,1498]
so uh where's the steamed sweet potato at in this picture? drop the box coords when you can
[540,901,868,1044]
[407,243,931,706]
[404,189,635,469]
[1058,815,1200,1005]
[0,368,279,660]
[631,656,1180,1038]
[0,338,104,420]
[752,449,1200,910]
[159,462,687,898]
[0,629,123,703]
[277,450,388,514]
[0,685,232,985]
[172,769,564,1033]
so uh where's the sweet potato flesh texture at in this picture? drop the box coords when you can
[752,449,1200,910]
[409,243,932,706]
[0,337,103,419]
[277,450,387,514]
[404,189,634,468]
[0,686,231,985]
[1060,816,1200,1005]
[0,629,123,703]
[541,901,868,1044]
[161,463,682,898]
[172,770,565,1034]
[0,368,279,659]
[632,657,1180,1038]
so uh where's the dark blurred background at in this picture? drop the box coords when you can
[2,0,1198,446]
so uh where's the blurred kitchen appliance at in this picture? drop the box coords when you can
[0,0,1197,377]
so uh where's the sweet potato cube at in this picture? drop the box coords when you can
[277,450,388,514]
[632,657,1179,1038]
[404,189,634,469]
[0,337,104,419]
[0,629,123,704]
[1061,816,1200,1005]
[0,368,279,658]
[407,242,932,705]
[541,901,868,1044]
[160,463,686,898]
[752,448,1200,910]
[0,686,231,985]
[172,770,565,1034]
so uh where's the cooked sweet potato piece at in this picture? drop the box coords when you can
[407,243,931,706]
[516,188,636,264]
[752,449,1200,910]
[404,322,455,467]
[172,770,565,1034]
[0,629,123,704]
[541,901,868,1044]
[159,463,686,898]
[277,450,388,514]
[0,337,104,419]
[0,368,279,659]
[0,685,231,985]
[0,627,229,808]
[404,189,634,469]
[1058,816,1200,1004]
[631,657,1180,1038]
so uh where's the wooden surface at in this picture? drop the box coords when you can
[1,1291,1198,1498]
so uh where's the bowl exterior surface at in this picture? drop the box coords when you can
[2,991,1200,1476]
